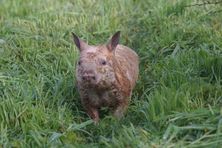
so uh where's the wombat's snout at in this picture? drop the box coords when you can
[82,70,96,82]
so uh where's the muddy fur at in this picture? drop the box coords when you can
[72,31,139,122]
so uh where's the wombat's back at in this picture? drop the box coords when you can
[115,45,139,89]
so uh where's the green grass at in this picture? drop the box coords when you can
[0,0,222,147]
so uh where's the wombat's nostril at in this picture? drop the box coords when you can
[82,72,96,82]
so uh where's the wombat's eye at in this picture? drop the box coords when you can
[78,61,82,65]
[101,60,107,65]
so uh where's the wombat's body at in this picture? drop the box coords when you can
[72,32,139,122]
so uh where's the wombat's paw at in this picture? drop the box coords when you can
[113,106,126,119]
[86,108,100,123]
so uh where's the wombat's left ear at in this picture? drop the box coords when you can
[107,31,120,52]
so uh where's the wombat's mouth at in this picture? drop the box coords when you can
[81,78,111,90]
[81,79,98,86]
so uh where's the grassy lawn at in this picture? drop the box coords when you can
[0,0,222,147]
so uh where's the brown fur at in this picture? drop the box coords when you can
[72,32,139,122]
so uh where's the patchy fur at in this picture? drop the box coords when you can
[72,32,139,122]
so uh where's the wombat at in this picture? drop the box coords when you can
[72,31,139,122]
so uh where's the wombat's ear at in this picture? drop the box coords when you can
[107,31,120,52]
[72,32,89,52]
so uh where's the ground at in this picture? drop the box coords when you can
[0,0,222,147]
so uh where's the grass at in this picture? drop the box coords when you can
[0,0,222,147]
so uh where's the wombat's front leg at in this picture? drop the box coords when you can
[86,107,99,123]
[112,103,128,119]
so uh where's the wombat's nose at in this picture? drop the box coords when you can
[82,71,96,82]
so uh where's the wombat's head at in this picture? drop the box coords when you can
[72,31,120,89]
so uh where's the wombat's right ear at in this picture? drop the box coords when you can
[72,32,89,51]
[107,31,120,52]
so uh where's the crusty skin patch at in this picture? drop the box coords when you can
[72,32,139,123]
